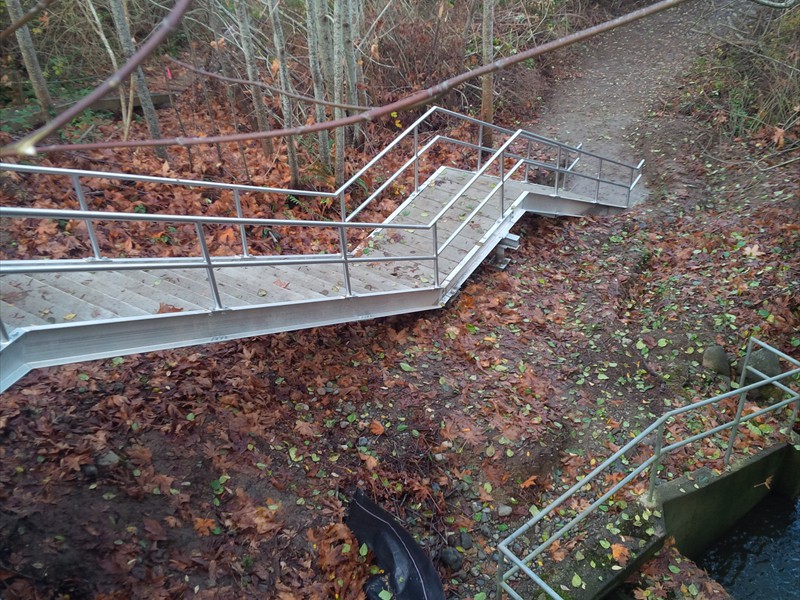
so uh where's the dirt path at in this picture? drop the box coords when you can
[533,0,751,204]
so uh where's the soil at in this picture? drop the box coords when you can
[1,1,798,600]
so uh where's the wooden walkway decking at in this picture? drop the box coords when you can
[0,168,526,332]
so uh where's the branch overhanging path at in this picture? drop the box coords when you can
[1,0,693,158]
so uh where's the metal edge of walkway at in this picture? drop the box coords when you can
[0,287,442,392]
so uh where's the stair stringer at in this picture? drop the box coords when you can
[0,288,441,392]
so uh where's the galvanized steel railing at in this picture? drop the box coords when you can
[0,107,643,342]
[497,337,800,599]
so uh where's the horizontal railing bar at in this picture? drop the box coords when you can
[335,105,440,196]
[499,340,799,598]
[659,394,799,455]
[0,206,428,230]
[499,364,800,549]
[425,106,642,170]
[505,456,658,581]
[438,161,525,255]
[347,134,444,222]
[0,162,337,198]
[426,131,523,227]
[749,338,800,365]
[0,252,439,275]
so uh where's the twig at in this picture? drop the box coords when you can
[1,0,192,156]
[168,57,370,112]
[0,0,58,42]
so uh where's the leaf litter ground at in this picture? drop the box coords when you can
[1,14,799,600]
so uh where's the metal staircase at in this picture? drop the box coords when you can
[0,106,644,392]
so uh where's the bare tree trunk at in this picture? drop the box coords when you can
[306,0,331,170]
[343,0,362,145]
[268,0,300,186]
[314,0,335,104]
[6,0,52,114]
[81,0,134,139]
[481,0,494,148]
[108,0,167,160]
[333,0,346,184]
[234,0,273,157]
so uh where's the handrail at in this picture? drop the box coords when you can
[1,106,644,340]
[0,162,338,199]
[497,337,800,600]
[0,205,429,230]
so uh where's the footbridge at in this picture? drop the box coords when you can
[0,106,644,392]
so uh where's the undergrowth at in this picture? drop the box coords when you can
[680,4,800,144]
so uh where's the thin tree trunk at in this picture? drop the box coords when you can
[333,0,346,185]
[343,0,361,145]
[108,0,167,160]
[81,0,134,139]
[6,0,52,114]
[315,0,335,105]
[306,0,331,170]
[480,0,494,148]
[235,0,273,158]
[268,0,300,186]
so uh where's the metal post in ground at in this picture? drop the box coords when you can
[724,339,755,467]
[647,421,665,503]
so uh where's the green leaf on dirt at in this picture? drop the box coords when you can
[399,362,415,372]
[572,573,583,587]
[668,564,681,574]
[379,590,392,600]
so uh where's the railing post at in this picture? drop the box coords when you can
[413,125,419,194]
[595,159,603,202]
[0,318,9,343]
[724,339,755,467]
[647,421,665,503]
[524,139,532,182]
[338,225,353,297]
[553,146,561,194]
[477,124,484,171]
[195,223,223,310]
[432,223,440,288]
[339,190,347,222]
[495,550,505,598]
[627,164,635,207]
[499,150,505,217]
[71,174,102,259]
[233,189,250,257]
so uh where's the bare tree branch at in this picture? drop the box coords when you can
[168,56,371,111]
[747,0,797,8]
[2,0,691,157]
[0,0,57,43]
[1,0,192,156]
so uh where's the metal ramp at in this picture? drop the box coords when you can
[0,106,644,392]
